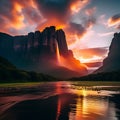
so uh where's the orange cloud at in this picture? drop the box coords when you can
[108,13,120,27]
[10,2,25,29]
[70,0,90,14]
[72,47,108,63]
[0,0,93,37]
[0,0,44,35]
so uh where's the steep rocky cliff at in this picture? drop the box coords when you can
[95,32,120,73]
[0,26,87,78]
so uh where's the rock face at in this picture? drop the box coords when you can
[96,32,120,73]
[56,29,69,56]
[0,26,87,78]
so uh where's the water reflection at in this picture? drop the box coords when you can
[0,82,120,120]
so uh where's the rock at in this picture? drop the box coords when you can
[0,32,14,60]
[48,26,56,54]
[56,29,69,56]
[0,26,87,78]
[34,31,41,47]
[96,32,120,73]
[28,32,34,48]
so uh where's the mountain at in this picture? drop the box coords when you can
[95,32,120,73]
[0,26,87,78]
[0,56,56,82]
[70,70,120,81]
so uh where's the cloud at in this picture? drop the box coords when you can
[116,24,120,30]
[84,17,96,28]
[73,47,108,63]
[108,13,120,27]
[0,1,25,30]
[34,0,94,46]
[22,6,43,25]
[0,0,96,45]
[35,0,70,23]
[35,0,90,29]
[66,16,96,47]
[35,0,90,19]
[67,22,86,37]
[98,32,114,37]
[70,0,90,14]
[85,7,96,16]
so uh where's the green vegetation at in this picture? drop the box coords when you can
[70,81,120,86]
[0,56,16,69]
[1,56,120,83]
[0,56,56,83]
[0,82,44,88]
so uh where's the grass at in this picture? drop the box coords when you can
[0,82,44,88]
[0,81,120,88]
[0,81,120,95]
[70,81,120,86]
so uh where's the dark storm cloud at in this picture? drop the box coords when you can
[35,0,90,23]
[35,0,72,20]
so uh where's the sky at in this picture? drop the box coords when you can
[0,0,120,64]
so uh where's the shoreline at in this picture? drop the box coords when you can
[0,81,120,96]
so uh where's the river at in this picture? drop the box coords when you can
[0,81,120,120]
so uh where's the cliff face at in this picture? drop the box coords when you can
[96,32,120,73]
[0,26,87,78]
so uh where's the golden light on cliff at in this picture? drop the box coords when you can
[56,25,65,30]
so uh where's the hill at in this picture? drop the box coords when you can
[0,56,56,83]
[71,70,120,81]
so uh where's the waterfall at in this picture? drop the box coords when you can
[56,42,61,64]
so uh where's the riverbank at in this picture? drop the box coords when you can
[0,81,120,95]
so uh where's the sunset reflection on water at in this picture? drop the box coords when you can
[0,81,120,120]
[55,82,119,120]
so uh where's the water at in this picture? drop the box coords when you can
[0,81,120,120]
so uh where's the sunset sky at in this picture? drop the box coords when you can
[0,0,120,63]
